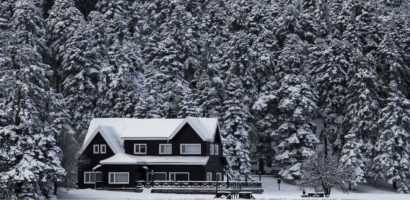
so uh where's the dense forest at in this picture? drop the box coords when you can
[1,0,410,198]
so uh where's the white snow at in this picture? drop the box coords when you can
[79,126,123,155]
[99,153,209,165]
[80,117,219,156]
[57,176,409,200]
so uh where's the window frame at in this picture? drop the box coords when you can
[206,172,213,181]
[159,144,172,155]
[180,144,201,155]
[83,171,102,184]
[214,144,219,155]
[169,172,190,182]
[133,144,147,154]
[108,172,129,184]
[100,144,106,154]
[216,172,223,181]
[93,144,99,154]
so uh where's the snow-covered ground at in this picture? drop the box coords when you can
[57,176,409,200]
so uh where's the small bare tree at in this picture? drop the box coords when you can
[297,151,353,194]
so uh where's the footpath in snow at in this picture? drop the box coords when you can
[57,176,409,200]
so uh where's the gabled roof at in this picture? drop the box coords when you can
[78,126,123,155]
[99,153,210,165]
[79,117,219,155]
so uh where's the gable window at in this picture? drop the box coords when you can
[210,144,219,155]
[93,145,99,154]
[109,172,129,184]
[84,171,102,184]
[159,144,172,154]
[100,144,106,154]
[180,144,201,154]
[134,144,147,154]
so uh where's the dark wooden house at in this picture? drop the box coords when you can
[77,117,227,189]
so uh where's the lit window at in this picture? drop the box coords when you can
[180,144,201,154]
[93,144,99,154]
[159,144,172,154]
[134,144,147,154]
[109,172,129,184]
[100,144,106,154]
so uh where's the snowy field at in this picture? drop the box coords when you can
[57,176,409,200]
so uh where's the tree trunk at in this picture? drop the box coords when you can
[393,181,397,190]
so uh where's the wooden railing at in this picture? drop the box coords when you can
[135,180,262,189]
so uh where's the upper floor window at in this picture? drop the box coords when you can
[100,144,106,154]
[93,145,99,154]
[159,144,172,154]
[210,144,219,155]
[180,144,201,154]
[93,144,106,154]
[134,144,147,154]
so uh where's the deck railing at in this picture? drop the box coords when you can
[135,180,262,189]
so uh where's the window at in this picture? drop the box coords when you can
[147,172,167,181]
[159,144,172,154]
[84,171,102,184]
[180,144,201,154]
[93,145,99,154]
[109,172,129,184]
[210,144,220,155]
[100,144,106,154]
[206,172,212,181]
[216,173,223,181]
[169,172,190,181]
[134,144,147,154]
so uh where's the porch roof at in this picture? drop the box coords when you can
[99,153,210,165]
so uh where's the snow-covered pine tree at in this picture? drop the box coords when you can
[261,2,319,180]
[135,0,196,118]
[177,89,201,118]
[194,0,228,117]
[372,28,410,193]
[61,11,107,140]
[0,1,65,198]
[95,0,144,118]
[221,75,252,181]
[310,39,350,155]
[45,0,84,187]
[46,0,84,91]
[273,35,318,180]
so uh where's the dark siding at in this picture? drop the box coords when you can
[137,165,206,181]
[123,124,207,156]
[94,165,141,188]
[77,132,114,188]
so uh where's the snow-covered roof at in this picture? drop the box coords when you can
[99,153,210,165]
[79,126,123,155]
[80,117,219,155]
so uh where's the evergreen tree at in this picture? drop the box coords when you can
[61,11,107,140]
[0,1,65,198]
[221,76,252,180]
[372,29,410,193]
